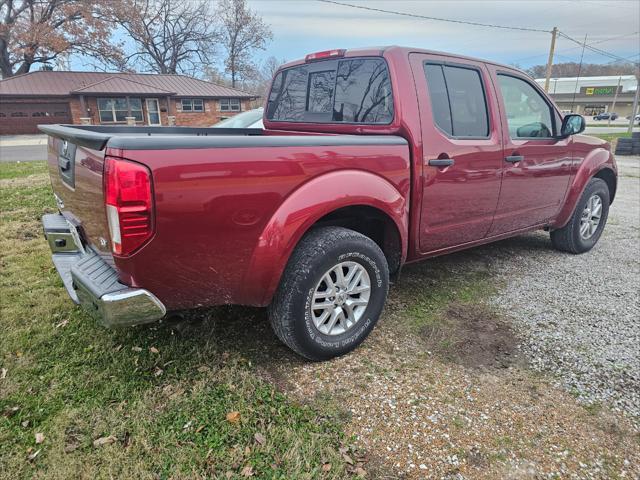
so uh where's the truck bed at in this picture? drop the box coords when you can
[41,124,410,310]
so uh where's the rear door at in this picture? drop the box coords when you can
[410,53,503,253]
[487,67,571,234]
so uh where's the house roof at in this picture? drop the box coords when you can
[71,76,176,95]
[0,70,256,98]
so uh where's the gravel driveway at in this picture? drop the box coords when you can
[492,156,640,419]
[251,157,640,478]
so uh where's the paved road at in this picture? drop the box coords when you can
[0,144,47,163]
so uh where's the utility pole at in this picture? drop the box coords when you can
[607,76,622,127]
[544,26,558,93]
[627,74,639,135]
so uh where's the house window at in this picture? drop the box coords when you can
[220,98,241,112]
[181,98,204,112]
[97,97,143,123]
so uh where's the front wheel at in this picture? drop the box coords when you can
[550,177,610,254]
[268,226,389,361]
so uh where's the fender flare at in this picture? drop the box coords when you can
[240,169,409,306]
[554,148,616,228]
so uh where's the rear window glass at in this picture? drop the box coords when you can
[267,58,393,124]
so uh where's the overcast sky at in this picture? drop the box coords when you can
[249,0,640,68]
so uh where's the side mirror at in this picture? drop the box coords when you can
[559,114,585,138]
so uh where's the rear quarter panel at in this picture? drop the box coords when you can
[113,143,410,310]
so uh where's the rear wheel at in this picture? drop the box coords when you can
[550,177,609,254]
[268,227,389,361]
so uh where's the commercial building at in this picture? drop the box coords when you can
[0,71,258,134]
[534,75,638,117]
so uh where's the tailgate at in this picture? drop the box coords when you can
[45,133,112,260]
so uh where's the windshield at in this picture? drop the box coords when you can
[266,57,393,124]
[213,108,264,128]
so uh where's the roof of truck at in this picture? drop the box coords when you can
[280,45,520,74]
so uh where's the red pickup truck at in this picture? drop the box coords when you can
[40,46,617,360]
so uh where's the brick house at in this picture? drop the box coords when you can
[0,71,258,134]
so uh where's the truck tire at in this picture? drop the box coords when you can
[268,226,389,361]
[550,178,609,254]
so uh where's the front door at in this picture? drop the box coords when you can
[487,68,572,235]
[145,98,161,126]
[410,53,503,253]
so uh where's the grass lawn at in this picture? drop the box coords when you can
[0,162,353,479]
[587,131,632,148]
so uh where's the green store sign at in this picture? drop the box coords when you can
[583,86,619,96]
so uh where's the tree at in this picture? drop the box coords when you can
[218,0,272,87]
[0,0,122,78]
[526,61,639,79]
[113,0,220,75]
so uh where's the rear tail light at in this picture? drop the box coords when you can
[305,49,345,62]
[104,157,154,256]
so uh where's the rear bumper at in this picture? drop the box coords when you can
[43,213,166,327]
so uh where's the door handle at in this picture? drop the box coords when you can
[428,158,455,167]
[58,157,70,171]
[505,155,524,163]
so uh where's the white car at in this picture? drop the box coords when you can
[212,108,264,129]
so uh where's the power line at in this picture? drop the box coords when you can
[316,0,637,65]
[317,0,638,66]
[316,0,550,33]
[510,31,639,63]
[558,31,638,64]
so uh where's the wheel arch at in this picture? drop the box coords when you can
[553,148,617,229]
[240,170,408,306]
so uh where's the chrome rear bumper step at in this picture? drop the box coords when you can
[43,213,166,327]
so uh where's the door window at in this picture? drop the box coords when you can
[497,75,554,138]
[423,63,489,138]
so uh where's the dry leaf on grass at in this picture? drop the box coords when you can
[241,465,254,477]
[254,432,266,445]
[322,463,331,472]
[27,449,41,461]
[1,368,7,379]
[153,367,163,377]
[354,466,366,477]
[3,406,19,417]
[93,435,117,447]
[131,346,142,352]
[196,425,205,433]
[342,454,354,465]
[35,433,44,444]
[55,319,68,328]
[226,411,240,423]
[150,346,159,354]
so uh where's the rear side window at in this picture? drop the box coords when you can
[267,58,393,124]
[423,63,489,138]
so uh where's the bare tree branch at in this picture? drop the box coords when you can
[218,0,272,87]
[112,0,220,75]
